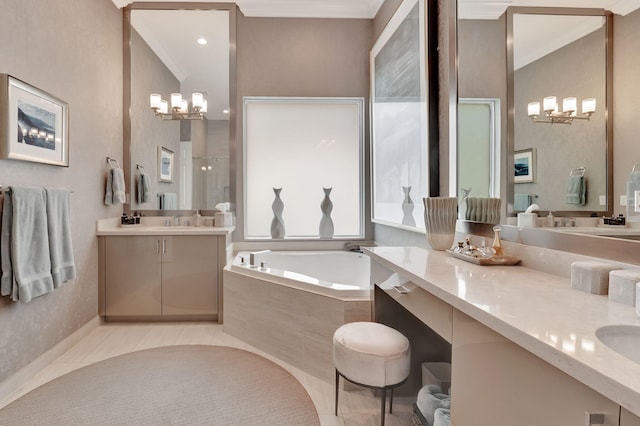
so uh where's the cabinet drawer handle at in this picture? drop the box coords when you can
[156,240,160,254]
[162,239,166,254]
[584,412,604,425]
[393,285,410,294]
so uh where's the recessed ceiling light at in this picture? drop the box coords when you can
[197,38,207,45]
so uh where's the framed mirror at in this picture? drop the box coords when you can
[123,3,236,213]
[507,7,613,218]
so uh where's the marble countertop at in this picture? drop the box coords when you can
[96,217,234,236]
[364,246,640,417]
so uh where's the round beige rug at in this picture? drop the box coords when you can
[0,345,320,425]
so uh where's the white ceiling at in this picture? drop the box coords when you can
[459,0,640,19]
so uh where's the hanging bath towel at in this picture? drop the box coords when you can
[566,175,586,205]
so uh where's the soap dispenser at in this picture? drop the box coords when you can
[195,210,202,227]
[546,211,554,227]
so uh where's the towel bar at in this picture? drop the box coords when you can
[0,185,74,193]
[106,157,120,169]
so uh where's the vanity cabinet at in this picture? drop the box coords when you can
[452,310,620,426]
[100,235,220,320]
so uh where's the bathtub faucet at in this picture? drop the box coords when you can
[249,250,271,267]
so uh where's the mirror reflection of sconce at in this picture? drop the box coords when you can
[149,92,208,120]
[527,96,595,124]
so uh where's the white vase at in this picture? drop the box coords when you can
[423,197,457,251]
[401,186,416,227]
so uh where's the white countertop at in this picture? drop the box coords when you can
[96,217,234,236]
[364,246,640,417]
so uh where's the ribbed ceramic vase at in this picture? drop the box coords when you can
[401,186,416,227]
[423,197,457,251]
[270,187,285,239]
[319,187,334,239]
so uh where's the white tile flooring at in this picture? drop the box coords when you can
[0,322,416,425]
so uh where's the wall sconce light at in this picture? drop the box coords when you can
[527,96,595,124]
[150,92,208,120]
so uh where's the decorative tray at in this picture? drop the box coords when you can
[446,250,521,266]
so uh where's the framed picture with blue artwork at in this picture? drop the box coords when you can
[514,148,535,183]
[158,146,174,183]
[0,74,69,166]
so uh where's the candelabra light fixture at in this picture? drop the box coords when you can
[527,96,596,124]
[149,92,207,120]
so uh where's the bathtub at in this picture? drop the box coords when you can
[228,250,371,300]
[223,250,372,382]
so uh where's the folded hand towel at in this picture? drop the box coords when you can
[514,193,532,212]
[45,188,76,287]
[416,385,451,426]
[1,192,14,297]
[137,173,151,203]
[566,175,586,205]
[10,186,54,303]
[433,408,451,426]
[105,167,126,205]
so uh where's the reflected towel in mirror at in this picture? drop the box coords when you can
[566,175,586,205]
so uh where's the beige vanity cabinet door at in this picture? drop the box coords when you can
[161,236,218,315]
[104,236,162,316]
[451,309,620,426]
[622,408,640,426]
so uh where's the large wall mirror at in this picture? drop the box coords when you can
[124,3,236,213]
[507,7,613,218]
[457,2,613,221]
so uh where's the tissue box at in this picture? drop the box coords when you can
[609,270,640,306]
[570,261,618,295]
[517,213,537,228]
[215,212,233,227]
[421,362,451,394]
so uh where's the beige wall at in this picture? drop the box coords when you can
[0,0,122,382]
[234,13,372,241]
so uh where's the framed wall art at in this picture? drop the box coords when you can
[0,74,69,166]
[158,146,174,183]
[514,148,535,183]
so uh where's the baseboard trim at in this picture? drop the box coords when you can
[0,315,102,406]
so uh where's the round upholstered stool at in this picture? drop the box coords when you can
[333,321,411,426]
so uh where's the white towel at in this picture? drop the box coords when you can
[9,186,54,303]
[416,385,451,426]
[45,188,76,287]
[105,167,126,205]
[137,173,151,203]
[160,192,178,210]
[433,408,451,426]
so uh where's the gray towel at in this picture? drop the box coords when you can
[0,192,14,297]
[45,188,76,287]
[514,193,531,212]
[566,175,586,205]
[10,186,54,303]
[138,173,151,203]
[105,167,126,205]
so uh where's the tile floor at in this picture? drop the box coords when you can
[0,322,416,425]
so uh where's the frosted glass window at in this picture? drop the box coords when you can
[244,97,364,239]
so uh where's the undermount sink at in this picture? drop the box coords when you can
[596,325,640,364]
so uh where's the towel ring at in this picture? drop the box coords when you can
[106,157,120,169]
[570,167,586,177]
[137,164,145,173]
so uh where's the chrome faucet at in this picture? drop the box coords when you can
[249,250,270,267]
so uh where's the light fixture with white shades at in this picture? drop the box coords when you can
[149,92,208,120]
[527,96,596,124]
